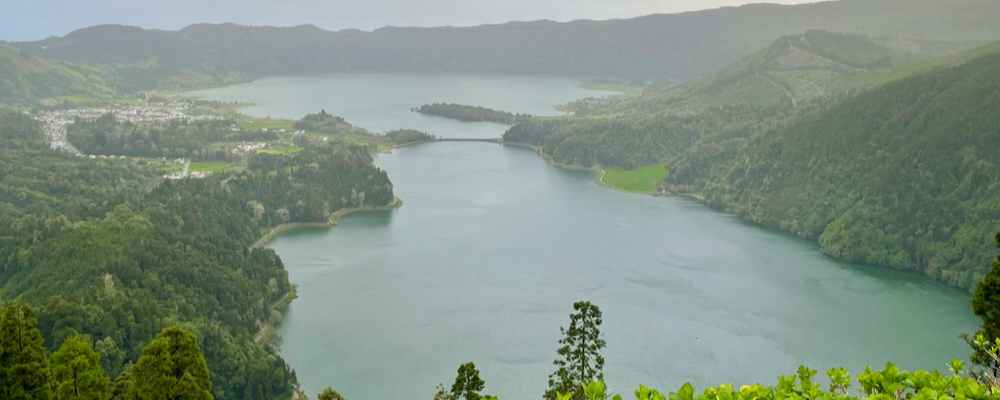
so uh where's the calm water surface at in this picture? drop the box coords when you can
[191,75,977,400]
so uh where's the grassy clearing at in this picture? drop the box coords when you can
[601,164,669,194]
[190,161,231,174]
[240,118,295,131]
[257,145,303,156]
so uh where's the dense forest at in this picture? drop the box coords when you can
[0,109,398,399]
[415,103,530,124]
[664,45,1000,289]
[504,36,1000,290]
[231,142,395,225]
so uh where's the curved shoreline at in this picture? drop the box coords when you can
[252,196,403,248]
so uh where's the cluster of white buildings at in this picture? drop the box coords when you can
[232,142,268,155]
[35,103,222,156]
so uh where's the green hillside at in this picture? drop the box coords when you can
[507,31,924,170]
[0,109,396,399]
[0,45,118,104]
[665,45,1000,289]
[505,39,1000,289]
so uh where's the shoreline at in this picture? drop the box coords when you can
[249,196,401,399]
[252,196,403,248]
[505,141,650,194]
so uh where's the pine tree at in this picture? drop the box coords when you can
[0,303,52,400]
[545,301,606,400]
[125,326,213,400]
[50,335,111,400]
[449,362,486,400]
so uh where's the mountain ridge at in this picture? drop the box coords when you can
[12,0,1000,89]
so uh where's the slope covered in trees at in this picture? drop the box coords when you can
[664,45,1000,289]
[11,0,998,90]
[505,39,1000,290]
[0,45,118,105]
[0,109,397,399]
[503,31,909,168]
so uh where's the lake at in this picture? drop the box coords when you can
[190,74,978,400]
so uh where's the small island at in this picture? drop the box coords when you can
[384,129,436,145]
[414,103,532,124]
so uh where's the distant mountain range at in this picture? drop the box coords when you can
[9,0,1000,90]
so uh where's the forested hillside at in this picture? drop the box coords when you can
[504,38,1000,289]
[12,0,999,88]
[503,31,913,168]
[0,109,397,399]
[665,46,1000,289]
[0,45,118,104]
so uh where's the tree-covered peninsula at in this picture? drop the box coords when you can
[0,109,397,400]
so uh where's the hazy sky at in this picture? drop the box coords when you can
[5,0,821,41]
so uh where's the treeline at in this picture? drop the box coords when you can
[415,103,531,125]
[504,41,1000,290]
[1,109,398,399]
[66,114,279,161]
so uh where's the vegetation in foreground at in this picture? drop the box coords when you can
[428,239,1000,400]
[349,238,998,399]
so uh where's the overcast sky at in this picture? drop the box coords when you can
[4,0,821,41]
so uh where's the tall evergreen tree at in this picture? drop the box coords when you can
[125,326,213,400]
[449,362,486,400]
[545,301,606,400]
[50,335,111,400]
[971,233,1000,367]
[0,303,52,400]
